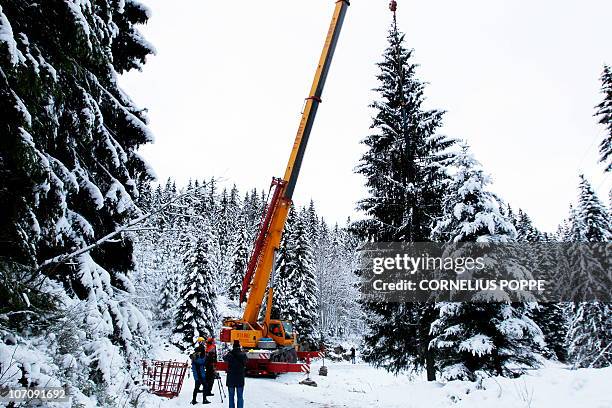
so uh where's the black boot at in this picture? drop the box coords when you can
[190,400,197,405]
[202,398,211,404]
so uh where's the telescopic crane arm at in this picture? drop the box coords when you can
[239,0,350,325]
[283,0,350,200]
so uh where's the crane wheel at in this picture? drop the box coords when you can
[286,347,298,363]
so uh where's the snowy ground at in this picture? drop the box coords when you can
[141,344,612,408]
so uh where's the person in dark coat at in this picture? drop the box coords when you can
[191,348,210,404]
[350,346,356,364]
[224,340,247,408]
[204,337,217,397]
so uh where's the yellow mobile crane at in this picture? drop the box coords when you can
[217,0,349,375]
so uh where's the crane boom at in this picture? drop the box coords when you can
[239,0,350,325]
[283,0,350,199]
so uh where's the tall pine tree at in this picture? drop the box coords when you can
[273,207,319,349]
[575,175,611,242]
[355,21,456,380]
[158,272,180,326]
[566,176,611,368]
[271,205,296,320]
[567,302,611,368]
[532,303,568,362]
[173,223,219,351]
[286,214,319,348]
[228,214,250,301]
[508,208,570,362]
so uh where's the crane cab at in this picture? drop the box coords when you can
[266,320,296,347]
[220,318,296,349]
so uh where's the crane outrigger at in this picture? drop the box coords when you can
[217,0,349,376]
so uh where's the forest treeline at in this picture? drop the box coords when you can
[131,179,362,351]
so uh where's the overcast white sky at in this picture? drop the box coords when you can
[120,0,611,233]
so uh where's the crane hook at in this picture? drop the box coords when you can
[389,0,397,12]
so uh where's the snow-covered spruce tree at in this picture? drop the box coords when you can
[135,179,154,214]
[218,188,230,247]
[132,182,172,312]
[134,179,186,301]
[342,218,366,337]
[532,303,569,362]
[227,214,250,301]
[172,223,219,351]
[503,206,538,279]
[218,187,241,257]
[430,145,544,381]
[0,0,154,393]
[566,176,611,368]
[316,218,334,338]
[563,177,610,300]
[203,177,217,216]
[430,146,515,243]
[272,207,319,348]
[320,223,354,339]
[158,272,180,326]
[191,179,225,291]
[514,216,570,362]
[243,188,268,243]
[284,214,319,349]
[596,65,612,172]
[314,218,331,337]
[556,210,572,241]
[507,208,568,361]
[224,184,242,240]
[243,189,260,229]
[308,204,360,342]
[575,175,611,242]
[567,302,611,368]
[271,205,296,319]
[513,209,543,242]
[216,186,242,289]
[564,204,583,242]
[355,22,456,380]
[305,199,320,243]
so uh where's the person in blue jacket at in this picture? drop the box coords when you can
[191,339,211,405]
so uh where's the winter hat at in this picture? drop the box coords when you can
[233,340,241,350]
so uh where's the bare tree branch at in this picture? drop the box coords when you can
[37,187,203,272]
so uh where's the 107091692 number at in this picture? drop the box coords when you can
[0,387,69,402]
